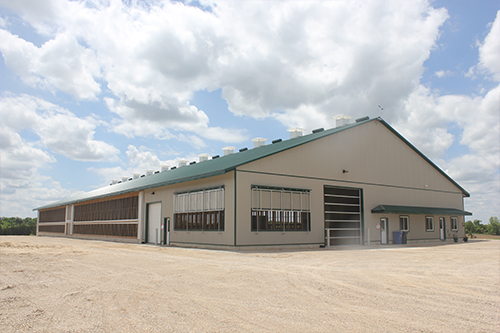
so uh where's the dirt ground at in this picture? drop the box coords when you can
[1,236,499,332]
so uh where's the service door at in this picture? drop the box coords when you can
[439,217,446,241]
[380,218,388,245]
[147,203,162,244]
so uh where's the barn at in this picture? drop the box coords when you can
[34,116,471,248]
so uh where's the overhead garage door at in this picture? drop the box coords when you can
[324,186,362,246]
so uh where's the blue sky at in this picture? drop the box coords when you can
[0,0,498,223]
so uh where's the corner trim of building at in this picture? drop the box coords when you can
[234,170,237,247]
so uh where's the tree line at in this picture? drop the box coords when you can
[465,217,500,236]
[0,217,37,235]
[2,216,499,236]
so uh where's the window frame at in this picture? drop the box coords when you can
[251,185,311,232]
[451,216,458,231]
[399,215,409,232]
[173,187,225,232]
[425,216,434,232]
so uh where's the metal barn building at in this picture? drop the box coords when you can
[34,117,471,248]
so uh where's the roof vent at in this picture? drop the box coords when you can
[272,138,282,144]
[140,174,146,177]
[190,161,196,165]
[287,127,305,139]
[312,128,324,133]
[212,155,220,159]
[356,116,370,123]
[170,166,177,170]
[154,171,160,174]
[133,173,140,179]
[128,178,133,181]
[239,147,248,152]
[161,165,169,172]
[146,170,154,176]
[198,153,210,162]
[333,114,353,127]
[251,137,267,148]
[223,146,236,156]
[178,160,188,167]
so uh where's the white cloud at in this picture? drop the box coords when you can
[0,122,69,218]
[214,0,448,124]
[0,0,449,137]
[0,30,101,99]
[478,10,500,81]
[0,126,55,180]
[0,94,119,161]
[435,70,453,78]
[0,173,76,217]
[89,145,187,185]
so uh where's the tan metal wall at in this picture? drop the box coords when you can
[234,120,466,246]
[142,172,235,246]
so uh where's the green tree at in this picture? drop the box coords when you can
[473,219,487,234]
[0,217,37,235]
[465,220,475,235]
[487,217,500,235]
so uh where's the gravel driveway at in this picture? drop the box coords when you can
[1,236,498,332]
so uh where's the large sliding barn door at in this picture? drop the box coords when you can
[324,186,362,246]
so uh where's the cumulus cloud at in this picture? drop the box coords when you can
[89,145,187,185]
[0,30,101,99]
[478,10,500,80]
[0,94,119,161]
[0,0,449,136]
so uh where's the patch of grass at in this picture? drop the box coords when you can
[469,234,500,240]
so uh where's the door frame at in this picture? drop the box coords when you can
[439,217,446,241]
[145,201,162,244]
[380,217,388,245]
[164,217,170,246]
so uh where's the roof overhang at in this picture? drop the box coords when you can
[371,205,472,216]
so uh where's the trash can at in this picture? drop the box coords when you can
[402,231,408,244]
[393,231,403,244]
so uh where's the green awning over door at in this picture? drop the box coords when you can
[371,205,472,215]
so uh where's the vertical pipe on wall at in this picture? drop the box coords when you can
[138,191,145,242]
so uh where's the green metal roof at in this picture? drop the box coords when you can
[34,117,469,211]
[371,205,472,216]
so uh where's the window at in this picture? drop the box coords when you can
[251,186,311,232]
[400,216,409,231]
[451,217,458,231]
[425,216,434,231]
[173,187,224,231]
